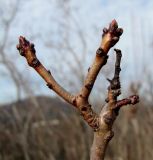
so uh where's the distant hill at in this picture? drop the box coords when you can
[0,96,92,160]
[0,96,153,160]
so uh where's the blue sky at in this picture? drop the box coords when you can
[0,0,153,104]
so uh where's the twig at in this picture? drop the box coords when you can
[115,95,139,109]
[17,36,75,105]
[106,49,122,104]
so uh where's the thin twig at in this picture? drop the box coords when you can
[17,36,75,105]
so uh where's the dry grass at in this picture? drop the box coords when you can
[0,96,152,160]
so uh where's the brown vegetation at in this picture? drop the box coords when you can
[0,95,152,160]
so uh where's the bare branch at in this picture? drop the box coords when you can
[79,20,123,101]
[17,36,75,105]
[115,95,139,109]
[106,49,122,104]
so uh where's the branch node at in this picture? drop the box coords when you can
[116,28,123,36]
[103,27,108,34]
[105,98,109,103]
[30,58,40,67]
[48,70,51,75]
[85,82,93,90]
[72,97,77,106]
[78,104,99,131]
[46,83,53,89]
[96,48,108,61]
[107,78,112,83]
[114,95,139,109]
[79,94,86,99]
[103,113,114,125]
[104,130,114,141]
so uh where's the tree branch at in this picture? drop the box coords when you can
[17,36,75,105]
[106,49,122,104]
[115,95,139,109]
[79,20,123,101]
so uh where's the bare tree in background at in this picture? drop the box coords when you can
[0,0,35,101]
[44,0,88,91]
[0,2,48,159]
[17,20,139,160]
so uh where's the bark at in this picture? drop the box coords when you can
[90,108,115,160]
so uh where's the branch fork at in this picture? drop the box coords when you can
[17,20,139,160]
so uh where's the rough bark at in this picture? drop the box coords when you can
[17,20,139,160]
[90,49,139,160]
